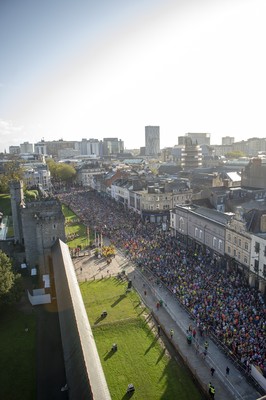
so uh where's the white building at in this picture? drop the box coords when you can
[23,162,51,190]
[20,142,33,153]
[250,234,266,293]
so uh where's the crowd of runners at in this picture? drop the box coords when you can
[58,189,266,375]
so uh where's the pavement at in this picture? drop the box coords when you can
[74,247,264,400]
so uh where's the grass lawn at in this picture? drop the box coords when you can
[80,278,202,400]
[62,204,89,249]
[0,306,36,400]
[0,193,11,215]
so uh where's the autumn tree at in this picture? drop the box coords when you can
[47,159,76,183]
[225,151,246,159]
[0,161,24,193]
[0,250,22,307]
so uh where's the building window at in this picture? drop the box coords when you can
[218,240,222,250]
[254,259,259,272]
[234,236,237,244]
[213,237,217,248]
[233,249,236,257]
[264,246,266,257]
[263,264,266,278]
[195,227,198,238]
[228,233,231,241]
[179,217,184,232]
[199,230,203,239]
[238,252,240,259]
[244,256,247,264]
[238,239,241,247]
[255,242,260,253]
[245,242,248,251]
[228,246,231,254]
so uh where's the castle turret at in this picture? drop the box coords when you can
[21,199,65,273]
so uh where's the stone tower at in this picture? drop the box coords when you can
[9,180,25,244]
[21,199,65,273]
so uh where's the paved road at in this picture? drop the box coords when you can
[75,248,264,400]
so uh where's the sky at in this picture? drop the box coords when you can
[1,0,266,153]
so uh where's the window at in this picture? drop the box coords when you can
[228,233,231,241]
[254,259,259,272]
[255,242,260,253]
[213,237,217,248]
[179,217,184,232]
[199,230,203,239]
[238,252,240,259]
[228,246,231,254]
[263,264,266,278]
[238,239,241,247]
[264,246,266,257]
[195,227,198,238]
[244,256,247,264]
[245,242,248,251]
[233,249,236,257]
[234,237,237,244]
[218,240,222,250]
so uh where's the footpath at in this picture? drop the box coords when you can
[74,247,264,400]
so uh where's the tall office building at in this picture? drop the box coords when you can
[222,136,234,146]
[145,126,160,156]
[20,141,33,153]
[181,138,202,170]
[102,138,124,156]
[186,132,210,146]
[80,138,101,156]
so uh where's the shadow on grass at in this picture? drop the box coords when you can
[137,308,146,317]
[142,314,152,326]
[121,390,135,399]
[134,301,142,309]
[156,347,166,364]
[103,349,117,361]
[94,314,108,325]
[111,294,127,308]
[114,278,126,286]
[144,335,159,355]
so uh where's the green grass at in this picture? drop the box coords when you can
[62,204,89,249]
[7,222,14,238]
[0,307,36,400]
[0,193,11,215]
[80,278,202,400]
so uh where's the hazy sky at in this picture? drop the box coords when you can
[1,0,266,152]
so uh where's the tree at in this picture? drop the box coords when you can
[47,159,76,183]
[0,250,22,306]
[0,161,24,193]
[225,151,246,159]
[57,163,76,181]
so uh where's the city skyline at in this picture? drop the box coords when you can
[1,0,266,153]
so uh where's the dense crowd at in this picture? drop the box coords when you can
[58,189,266,375]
